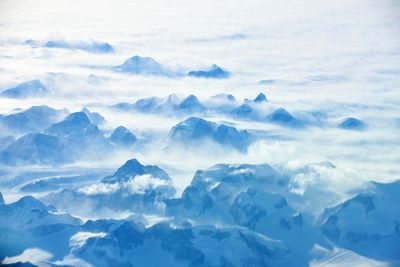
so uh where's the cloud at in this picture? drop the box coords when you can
[78,174,172,196]
[0,0,399,236]
[2,248,53,267]
[69,232,107,251]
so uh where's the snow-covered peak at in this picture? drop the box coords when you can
[46,111,102,139]
[0,105,68,134]
[0,133,71,165]
[265,108,305,128]
[110,126,136,146]
[175,95,206,113]
[0,79,48,99]
[338,117,367,131]
[81,107,106,125]
[188,64,230,79]
[169,117,253,151]
[321,180,400,261]
[113,55,167,75]
[102,158,171,184]
[0,195,81,230]
[253,92,268,103]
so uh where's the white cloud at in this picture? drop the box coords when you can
[2,248,53,267]
[69,231,107,251]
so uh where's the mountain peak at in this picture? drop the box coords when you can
[101,158,171,183]
[114,159,145,178]
[81,107,106,124]
[338,117,367,131]
[46,111,103,140]
[254,93,267,103]
[265,108,304,128]
[230,103,253,117]
[188,64,230,79]
[111,126,137,146]
[113,55,165,75]
[1,79,48,99]
[64,112,91,125]
[176,95,206,113]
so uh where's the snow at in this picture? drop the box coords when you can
[188,64,230,79]
[0,80,48,99]
[0,0,399,265]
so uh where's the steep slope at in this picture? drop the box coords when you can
[165,163,318,266]
[113,55,169,75]
[0,195,81,260]
[168,117,253,152]
[188,64,230,79]
[0,105,67,134]
[174,95,206,114]
[265,108,305,128]
[44,159,175,216]
[110,126,137,146]
[321,180,400,261]
[337,117,367,131]
[0,80,48,98]
[0,133,71,165]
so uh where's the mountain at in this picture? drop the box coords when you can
[46,112,106,142]
[0,195,80,230]
[321,180,400,261]
[132,96,163,112]
[213,124,252,151]
[101,158,170,184]
[166,163,317,266]
[0,80,48,98]
[0,105,67,134]
[166,163,289,219]
[81,107,105,125]
[253,92,268,103]
[0,133,71,165]
[74,221,290,267]
[114,94,204,115]
[44,112,111,160]
[230,103,254,118]
[1,166,397,266]
[210,93,236,102]
[111,101,135,111]
[337,117,367,131]
[188,64,230,78]
[265,108,305,128]
[169,117,253,151]
[204,94,237,114]
[174,95,206,114]
[45,159,175,216]
[1,192,285,266]
[116,94,180,114]
[44,40,114,53]
[113,55,168,75]
[0,111,113,166]
[0,195,82,262]
[110,126,136,146]
[169,117,217,141]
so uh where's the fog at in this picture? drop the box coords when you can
[0,0,399,217]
